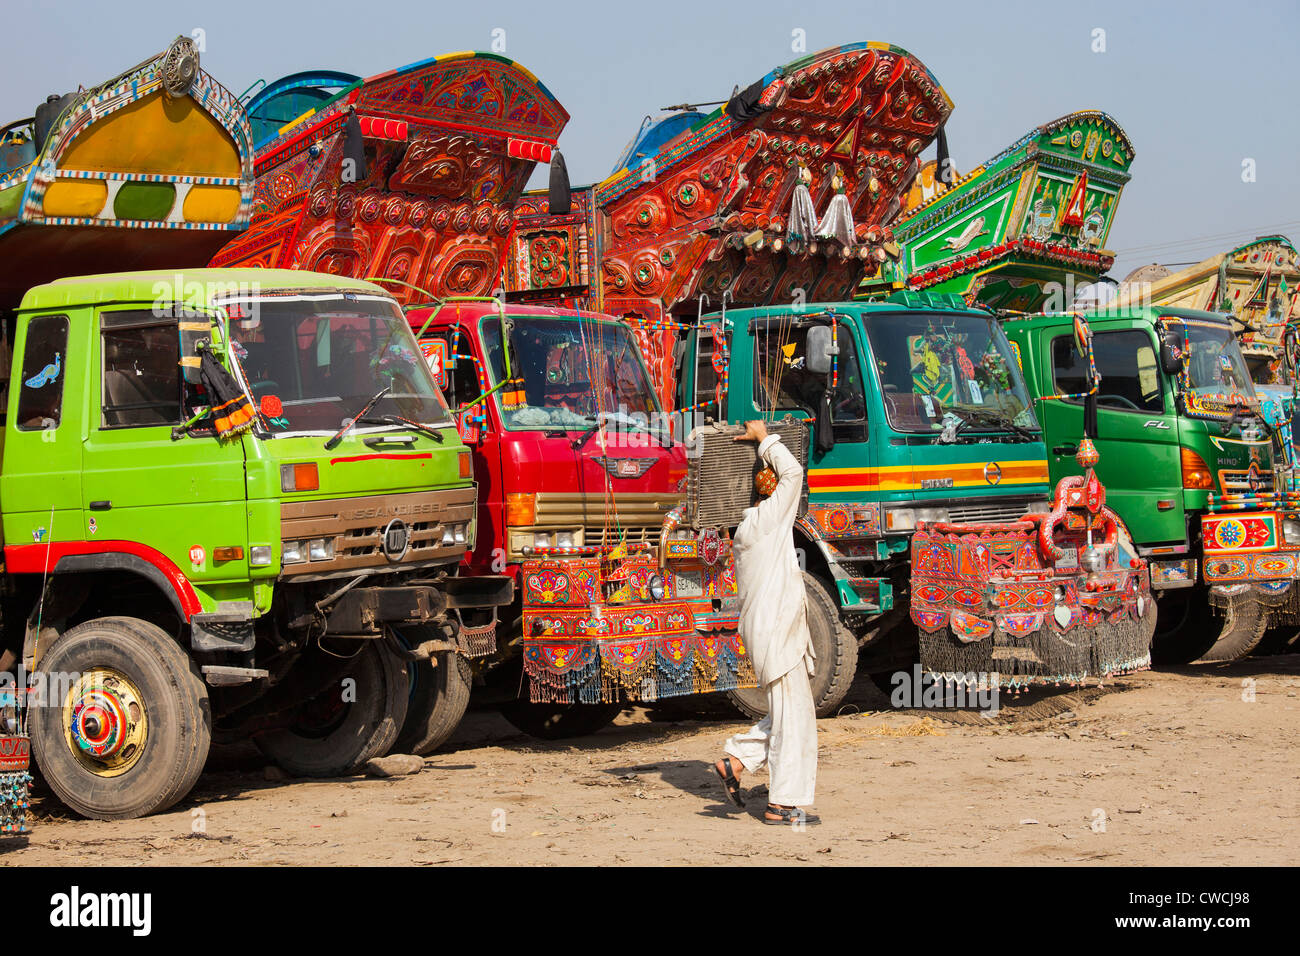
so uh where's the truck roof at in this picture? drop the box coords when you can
[1002,305,1234,331]
[17,269,389,312]
[406,299,624,327]
[701,297,995,324]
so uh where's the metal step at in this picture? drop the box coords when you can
[201,665,269,687]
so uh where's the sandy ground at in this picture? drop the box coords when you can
[5,654,1299,866]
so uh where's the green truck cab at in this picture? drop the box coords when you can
[677,292,1051,713]
[0,268,510,819]
[1003,306,1290,660]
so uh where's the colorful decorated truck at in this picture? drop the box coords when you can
[0,36,255,824]
[0,269,510,820]
[1114,235,1300,467]
[676,291,1057,715]
[862,111,1134,311]
[405,298,755,738]
[1003,306,1293,661]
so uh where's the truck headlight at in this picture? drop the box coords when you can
[308,537,334,562]
[282,540,305,564]
[885,506,949,531]
[454,524,467,545]
[885,508,916,531]
[534,532,553,549]
[648,573,666,601]
[1284,518,1300,545]
[250,545,274,567]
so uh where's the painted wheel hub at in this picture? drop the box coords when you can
[63,669,147,776]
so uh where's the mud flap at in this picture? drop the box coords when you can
[1196,586,1274,662]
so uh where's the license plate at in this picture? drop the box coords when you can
[1056,546,1078,568]
[672,571,703,597]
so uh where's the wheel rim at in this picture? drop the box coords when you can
[62,668,148,777]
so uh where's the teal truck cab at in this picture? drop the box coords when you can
[677,291,1052,713]
[1003,306,1295,661]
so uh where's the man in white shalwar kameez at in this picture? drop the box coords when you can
[714,420,819,825]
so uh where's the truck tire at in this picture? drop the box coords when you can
[31,616,211,821]
[499,701,623,740]
[255,641,408,777]
[393,647,472,756]
[725,572,859,721]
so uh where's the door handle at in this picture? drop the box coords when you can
[1052,444,1077,456]
[363,435,416,447]
[89,500,112,511]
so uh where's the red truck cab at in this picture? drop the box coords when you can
[403,300,753,735]
[407,300,688,578]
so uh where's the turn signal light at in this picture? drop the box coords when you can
[458,449,472,479]
[280,462,319,493]
[1180,448,1213,490]
[505,492,536,526]
[213,547,244,562]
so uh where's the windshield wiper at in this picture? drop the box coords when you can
[570,417,603,451]
[325,384,390,450]
[571,412,670,451]
[357,414,445,443]
[950,407,1038,441]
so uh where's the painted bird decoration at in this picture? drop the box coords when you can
[943,216,988,252]
[24,352,61,388]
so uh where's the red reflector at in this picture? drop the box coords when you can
[507,138,553,163]
[358,116,408,140]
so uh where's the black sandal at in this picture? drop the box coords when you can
[714,757,745,808]
[763,805,821,826]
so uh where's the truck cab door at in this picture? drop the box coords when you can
[422,323,502,572]
[2,311,83,552]
[79,307,250,602]
[1040,325,1185,545]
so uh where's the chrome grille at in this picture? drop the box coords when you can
[946,497,1044,524]
[281,488,475,577]
[511,491,683,557]
[1218,468,1274,494]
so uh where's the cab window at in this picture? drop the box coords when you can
[16,314,68,431]
[1052,330,1163,413]
[752,321,866,424]
[100,310,184,427]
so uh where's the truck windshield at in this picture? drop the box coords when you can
[1243,352,1289,386]
[482,316,663,432]
[224,293,450,434]
[1179,321,1254,397]
[863,311,1038,433]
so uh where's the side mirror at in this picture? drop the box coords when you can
[1159,335,1183,376]
[806,324,836,376]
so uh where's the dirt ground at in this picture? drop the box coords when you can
[6,654,1300,866]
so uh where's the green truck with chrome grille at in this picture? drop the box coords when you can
[1003,306,1292,662]
[0,268,510,819]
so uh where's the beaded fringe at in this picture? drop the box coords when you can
[919,612,1153,690]
[0,771,31,835]
[523,639,756,705]
[456,619,498,658]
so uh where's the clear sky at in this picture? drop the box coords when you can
[7,0,1297,284]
